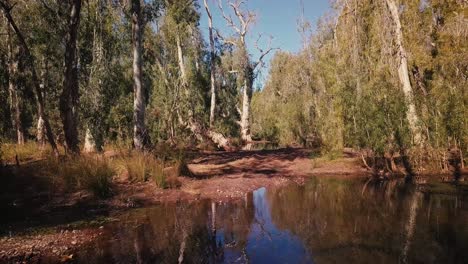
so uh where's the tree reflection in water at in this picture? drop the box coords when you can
[77,177,468,264]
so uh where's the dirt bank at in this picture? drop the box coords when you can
[0,148,367,263]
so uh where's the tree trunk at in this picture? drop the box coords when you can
[37,58,48,147]
[7,18,24,145]
[176,34,187,86]
[1,1,58,155]
[83,128,96,153]
[384,0,422,145]
[175,30,232,151]
[60,0,82,154]
[240,69,253,142]
[204,0,217,127]
[132,0,147,150]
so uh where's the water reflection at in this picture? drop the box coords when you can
[78,177,468,264]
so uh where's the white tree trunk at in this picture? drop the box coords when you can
[37,116,46,147]
[384,0,422,144]
[176,31,232,150]
[240,78,252,142]
[132,0,147,150]
[204,0,217,127]
[176,34,187,86]
[83,128,96,153]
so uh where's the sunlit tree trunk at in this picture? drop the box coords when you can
[83,128,96,153]
[176,34,187,86]
[240,68,253,142]
[132,0,147,150]
[384,0,422,145]
[60,0,82,154]
[1,1,58,155]
[176,29,232,150]
[204,0,217,127]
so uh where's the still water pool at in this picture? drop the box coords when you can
[77,177,468,263]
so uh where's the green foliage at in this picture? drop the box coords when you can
[253,0,466,170]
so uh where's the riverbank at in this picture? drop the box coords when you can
[0,148,465,263]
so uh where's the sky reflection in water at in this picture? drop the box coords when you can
[78,177,468,264]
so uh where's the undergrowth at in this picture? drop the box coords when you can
[45,156,114,198]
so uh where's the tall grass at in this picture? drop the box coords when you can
[45,156,114,198]
[114,152,167,188]
[1,142,51,163]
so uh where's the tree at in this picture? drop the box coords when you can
[60,0,82,154]
[384,0,422,145]
[217,0,275,143]
[131,0,148,150]
[6,22,24,145]
[203,0,217,128]
[0,0,59,155]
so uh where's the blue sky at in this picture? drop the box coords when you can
[198,0,331,85]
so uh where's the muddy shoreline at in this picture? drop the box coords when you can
[1,148,465,263]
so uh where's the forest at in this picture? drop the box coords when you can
[0,0,467,263]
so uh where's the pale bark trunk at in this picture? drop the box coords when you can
[83,128,96,153]
[37,116,45,146]
[204,0,217,127]
[240,75,253,142]
[60,0,82,154]
[7,21,24,145]
[384,0,422,144]
[132,0,147,150]
[1,2,58,154]
[176,30,232,150]
[37,58,48,147]
[176,34,187,86]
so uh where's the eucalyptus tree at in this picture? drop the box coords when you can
[217,0,275,143]
[130,0,162,150]
[384,0,422,145]
[203,0,217,128]
[0,0,59,154]
[60,0,82,154]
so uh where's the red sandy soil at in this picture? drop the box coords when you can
[0,148,367,263]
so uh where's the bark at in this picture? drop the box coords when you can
[384,0,422,145]
[1,1,58,155]
[240,69,253,142]
[37,116,45,146]
[83,128,96,153]
[176,34,187,86]
[37,58,48,147]
[175,30,232,151]
[7,32,24,145]
[204,0,217,127]
[60,0,82,154]
[132,0,147,150]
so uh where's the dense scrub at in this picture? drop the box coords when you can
[253,0,467,173]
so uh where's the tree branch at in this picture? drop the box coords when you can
[253,34,278,70]
[217,0,241,34]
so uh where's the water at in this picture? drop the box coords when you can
[77,177,468,263]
